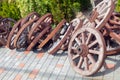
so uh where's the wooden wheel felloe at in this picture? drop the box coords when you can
[68,27,106,76]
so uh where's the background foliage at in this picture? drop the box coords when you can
[116,0,120,12]
[0,0,21,20]
[0,0,91,23]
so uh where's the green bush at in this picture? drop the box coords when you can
[0,0,91,23]
[0,0,21,20]
[15,0,91,23]
[116,0,120,12]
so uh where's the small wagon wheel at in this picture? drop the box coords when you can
[14,17,39,49]
[85,0,114,30]
[68,27,106,76]
[37,19,67,53]
[28,13,53,42]
[41,19,82,54]
[7,19,23,49]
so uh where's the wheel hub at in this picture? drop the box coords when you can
[78,44,89,57]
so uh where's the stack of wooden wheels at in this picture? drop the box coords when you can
[5,11,82,54]
[7,12,53,50]
[1,0,120,77]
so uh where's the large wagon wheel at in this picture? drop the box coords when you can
[26,13,53,51]
[84,0,114,30]
[68,27,106,76]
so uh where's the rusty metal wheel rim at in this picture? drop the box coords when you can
[14,17,39,49]
[7,19,23,49]
[68,27,106,76]
[28,13,53,42]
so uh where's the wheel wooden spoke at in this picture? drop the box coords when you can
[95,19,100,25]
[97,2,106,12]
[99,5,109,14]
[77,57,83,68]
[75,38,81,46]
[86,33,92,45]
[89,49,100,55]
[84,57,89,70]
[81,32,85,44]
[72,54,80,60]
[87,54,96,64]
[88,40,98,48]
[98,13,105,19]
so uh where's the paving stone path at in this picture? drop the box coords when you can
[0,47,119,80]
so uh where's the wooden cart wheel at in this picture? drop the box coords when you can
[68,27,106,76]
[28,13,53,42]
[84,0,114,30]
[41,18,82,54]
[7,19,23,49]
[14,17,39,49]
[37,19,67,53]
